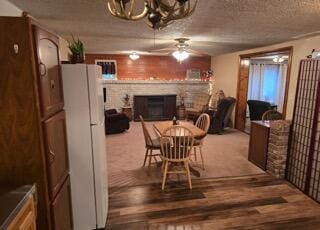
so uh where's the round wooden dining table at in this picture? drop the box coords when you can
[153,121,206,139]
[153,121,206,177]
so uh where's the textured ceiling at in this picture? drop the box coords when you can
[8,0,320,56]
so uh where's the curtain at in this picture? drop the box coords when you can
[247,63,287,113]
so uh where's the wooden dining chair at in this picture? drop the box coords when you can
[193,113,210,169]
[139,115,161,169]
[160,126,194,190]
[262,110,283,121]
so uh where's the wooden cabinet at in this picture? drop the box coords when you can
[248,121,270,170]
[33,26,64,119]
[164,95,177,119]
[133,95,176,121]
[133,96,147,121]
[43,111,69,199]
[0,16,73,230]
[51,177,73,230]
[7,193,37,230]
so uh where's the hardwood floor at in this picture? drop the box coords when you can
[106,174,320,230]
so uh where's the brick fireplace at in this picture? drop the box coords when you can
[102,80,211,116]
[133,95,176,121]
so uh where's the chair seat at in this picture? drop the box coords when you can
[147,138,171,149]
[193,139,202,146]
[186,108,201,114]
[146,138,161,149]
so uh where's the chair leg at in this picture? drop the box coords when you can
[143,149,149,167]
[153,155,158,163]
[148,149,153,169]
[199,146,205,170]
[162,161,169,190]
[194,147,197,161]
[184,160,192,190]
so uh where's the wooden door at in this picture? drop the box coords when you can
[51,176,73,230]
[43,111,69,199]
[33,26,64,119]
[235,59,250,131]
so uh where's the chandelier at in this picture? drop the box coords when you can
[107,0,198,29]
[129,52,140,60]
[273,56,285,63]
[172,49,189,63]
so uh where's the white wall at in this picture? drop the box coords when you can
[212,35,320,120]
[59,37,70,61]
[0,0,22,16]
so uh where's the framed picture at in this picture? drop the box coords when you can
[95,59,117,80]
[186,69,201,80]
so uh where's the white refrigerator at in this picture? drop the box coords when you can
[61,64,108,230]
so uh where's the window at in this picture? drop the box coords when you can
[248,62,287,112]
[95,60,117,80]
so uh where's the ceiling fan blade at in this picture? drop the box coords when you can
[185,48,206,56]
[150,47,175,52]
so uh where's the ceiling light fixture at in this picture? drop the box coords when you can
[129,52,140,60]
[107,0,198,29]
[273,56,285,63]
[172,49,190,63]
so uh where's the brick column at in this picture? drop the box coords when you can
[266,120,291,179]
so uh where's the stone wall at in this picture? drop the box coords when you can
[102,80,211,111]
[267,120,291,179]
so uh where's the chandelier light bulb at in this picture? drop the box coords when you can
[172,50,190,63]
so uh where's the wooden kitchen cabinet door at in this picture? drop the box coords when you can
[51,176,73,230]
[33,26,64,119]
[43,110,69,199]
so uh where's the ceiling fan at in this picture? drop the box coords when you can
[150,38,205,63]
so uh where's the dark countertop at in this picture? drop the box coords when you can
[134,94,177,97]
[0,185,35,229]
[251,120,271,128]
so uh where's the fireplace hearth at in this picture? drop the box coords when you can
[134,95,176,121]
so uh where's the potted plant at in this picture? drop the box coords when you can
[68,36,84,64]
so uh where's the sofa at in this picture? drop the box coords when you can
[105,109,130,134]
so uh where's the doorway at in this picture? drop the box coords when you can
[235,47,293,132]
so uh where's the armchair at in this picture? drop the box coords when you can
[247,100,273,121]
[186,93,211,120]
[105,109,130,134]
[208,97,236,134]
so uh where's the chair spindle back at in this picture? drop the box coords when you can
[160,126,194,161]
[195,113,210,133]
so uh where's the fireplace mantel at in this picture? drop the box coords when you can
[102,79,209,85]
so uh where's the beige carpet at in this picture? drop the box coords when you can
[106,121,263,187]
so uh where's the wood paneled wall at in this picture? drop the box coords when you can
[85,54,211,80]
